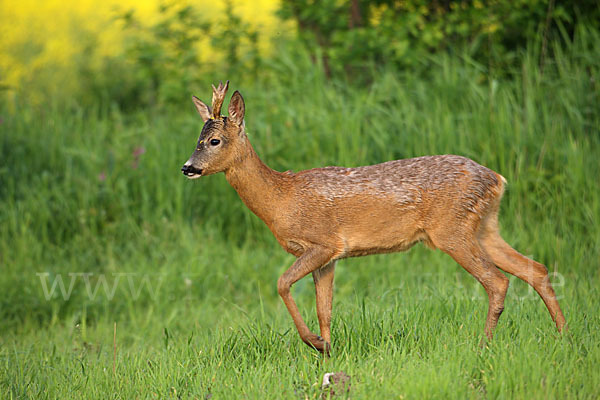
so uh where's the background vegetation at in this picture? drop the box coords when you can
[1,0,599,398]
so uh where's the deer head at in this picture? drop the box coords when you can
[181,81,246,178]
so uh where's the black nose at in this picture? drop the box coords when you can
[181,164,202,176]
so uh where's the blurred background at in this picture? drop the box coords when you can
[1,1,599,397]
[2,0,598,108]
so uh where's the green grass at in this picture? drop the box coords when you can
[1,29,599,398]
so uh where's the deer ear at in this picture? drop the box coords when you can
[192,96,212,122]
[228,91,245,126]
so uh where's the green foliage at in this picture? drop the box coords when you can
[118,3,209,107]
[73,1,261,110]
[8,1,598,110]
[279,0,600,78]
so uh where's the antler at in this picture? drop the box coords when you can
[211,80,229,119]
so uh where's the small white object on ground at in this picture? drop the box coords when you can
[321,372,351,397]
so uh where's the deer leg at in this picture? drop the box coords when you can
[479,221,567,332]
[277,247,335,353]
[312,261,336,355]
[445,241,509,340]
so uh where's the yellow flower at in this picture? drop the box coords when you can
[0,0,283,94]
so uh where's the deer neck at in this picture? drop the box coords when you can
[224,142,286,227]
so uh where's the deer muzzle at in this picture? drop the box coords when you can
[181,163,203,179]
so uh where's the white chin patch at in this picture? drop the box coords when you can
[186,173,202,180]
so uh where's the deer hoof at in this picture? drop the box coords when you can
[304,334,331,355]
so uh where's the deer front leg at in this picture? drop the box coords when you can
[277,246,335,353]
[312,261,336,355]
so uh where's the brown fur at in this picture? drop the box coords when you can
[182,83,567,353]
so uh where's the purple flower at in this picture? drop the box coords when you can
[131,146,146,169]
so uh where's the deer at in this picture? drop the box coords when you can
[181,81,567,354]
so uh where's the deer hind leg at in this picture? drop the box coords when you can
[277,246,335,353]
[440,237,509,340]
[312,261,336,355]
[478,214,567,332]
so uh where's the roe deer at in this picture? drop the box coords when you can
[181,81,567,354]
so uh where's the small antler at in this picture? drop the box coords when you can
[211,80,229,119]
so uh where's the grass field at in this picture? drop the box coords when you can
[1,30,599,398]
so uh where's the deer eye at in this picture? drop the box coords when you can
[210,139,221,146]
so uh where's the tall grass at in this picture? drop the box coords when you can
[1,26,599,398]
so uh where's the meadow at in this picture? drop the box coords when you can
[1,24,600,399]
